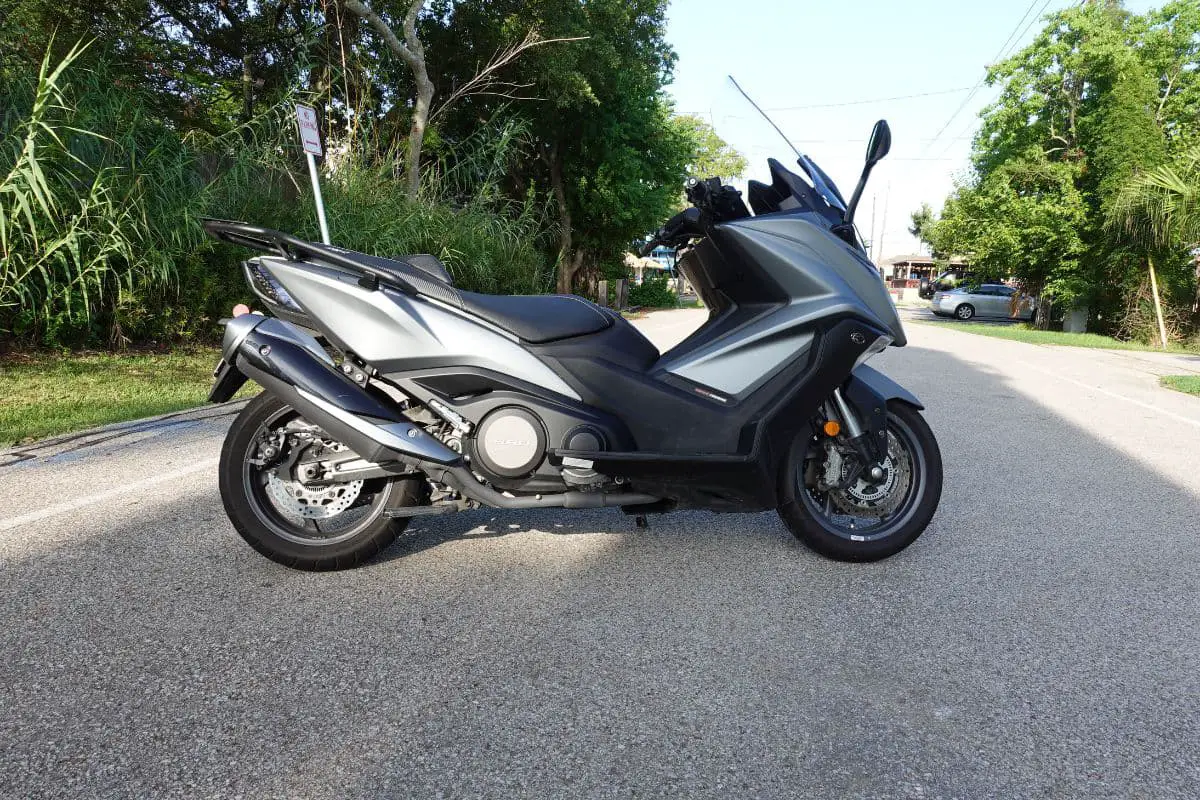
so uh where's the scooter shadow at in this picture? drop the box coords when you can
[377,506,637,562]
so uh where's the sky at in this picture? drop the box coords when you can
[665,0,1159,261]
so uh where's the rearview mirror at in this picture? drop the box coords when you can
[866,120,891,165]
[842,119,892,232]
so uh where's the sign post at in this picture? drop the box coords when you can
[295,104,331,245]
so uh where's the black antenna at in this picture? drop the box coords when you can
[728,75,802,160]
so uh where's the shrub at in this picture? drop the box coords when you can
[629,272,678,308]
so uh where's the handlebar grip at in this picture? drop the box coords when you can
[639,238,662,257]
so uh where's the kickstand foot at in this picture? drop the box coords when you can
[635,515,649,529]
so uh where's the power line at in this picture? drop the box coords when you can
[675,86,975,118]
[923,0,1049,155]
[933,0,1056,159]
[763,86,976,111]
[990,0,1043,65]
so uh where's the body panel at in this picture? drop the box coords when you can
[658,212,901,398]
[260,257,582,401]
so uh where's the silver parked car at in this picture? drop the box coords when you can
[930,284,1034,321]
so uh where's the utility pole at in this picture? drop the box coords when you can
[869,193,878,262]
[877,182,891,265]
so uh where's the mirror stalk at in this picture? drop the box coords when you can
[843,161,876,228]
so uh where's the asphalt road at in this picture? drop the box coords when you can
[2,311,1199,799]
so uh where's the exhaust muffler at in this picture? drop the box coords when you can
[213,315,461,467]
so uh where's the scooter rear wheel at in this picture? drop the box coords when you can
[219,394,424,570]
[777,401,942,562]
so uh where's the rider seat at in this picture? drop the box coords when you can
[321,246,616,344]
[456,292,614,344]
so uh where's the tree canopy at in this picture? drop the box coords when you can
[922,0,1200,338]
[0,0,745,344]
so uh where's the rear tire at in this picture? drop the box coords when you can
[954,303,975,320]
[777,402,942,562]
[219,394,424,571]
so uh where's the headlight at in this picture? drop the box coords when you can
[854,334,893,368]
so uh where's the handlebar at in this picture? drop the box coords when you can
[638,207,703,257]
[638,179,748,257]
[638,238,664,257]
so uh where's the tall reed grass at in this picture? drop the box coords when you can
[1,44,556,348]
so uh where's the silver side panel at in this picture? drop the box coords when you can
[259,257,582,401]
[660,214,902,396]
[660,326,814,396]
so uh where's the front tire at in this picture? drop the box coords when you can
[219,394,424,571]
[777,401,942,562]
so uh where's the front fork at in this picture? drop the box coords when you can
[826,386,889,486]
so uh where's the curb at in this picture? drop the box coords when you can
[0,399,250,465]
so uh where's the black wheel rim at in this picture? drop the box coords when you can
[241,407,390,547]
[797,412,928,543]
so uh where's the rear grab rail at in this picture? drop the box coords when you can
[201,218,418,295]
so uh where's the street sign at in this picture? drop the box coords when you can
[294,104,330,244]
[295,104,323,157]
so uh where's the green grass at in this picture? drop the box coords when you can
[914,319,1200,354]
[0,348,255,445]
[1161,375,1200,396]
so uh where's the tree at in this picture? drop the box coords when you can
[931,155,1087,328]
[674,114,747,182]
[340,0,578,199]
[931,0,1200,337]
[341,0,433,199]
[420,0,686,292]
[908,203,936,256]
[1109,143,1200,344]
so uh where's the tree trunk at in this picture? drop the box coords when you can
[241,55,254,122]
[1035,295,1052,330]
[406,68,433,198]
[1192,254,1200,333]
[549,143,582,293]
[342,0,431,199]
[1147,254,1169,349]
[558,251,585,295]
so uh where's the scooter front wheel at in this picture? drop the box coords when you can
[777,401,942,562]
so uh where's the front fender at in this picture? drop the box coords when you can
[848,363,923,410]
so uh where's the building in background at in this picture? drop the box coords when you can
[878,254,969,284]
[878,254,971,304]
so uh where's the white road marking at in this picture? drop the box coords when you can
[0,457,219,534]
[1022,362,1200,430]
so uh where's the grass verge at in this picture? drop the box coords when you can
[1160,375,1200,396]
[913,319,1200,354]
[0,348,255,446]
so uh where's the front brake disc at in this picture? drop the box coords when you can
[831,431,912,517]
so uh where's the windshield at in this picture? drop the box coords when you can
[747,158,846,227]
[796,155,846,213]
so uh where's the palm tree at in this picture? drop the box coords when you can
[1108,144,1200,348]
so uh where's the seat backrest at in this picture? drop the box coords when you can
[405,254,453,284]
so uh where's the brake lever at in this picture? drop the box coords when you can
[638,238,664,257]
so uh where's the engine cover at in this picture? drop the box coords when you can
[474,407,547,478]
